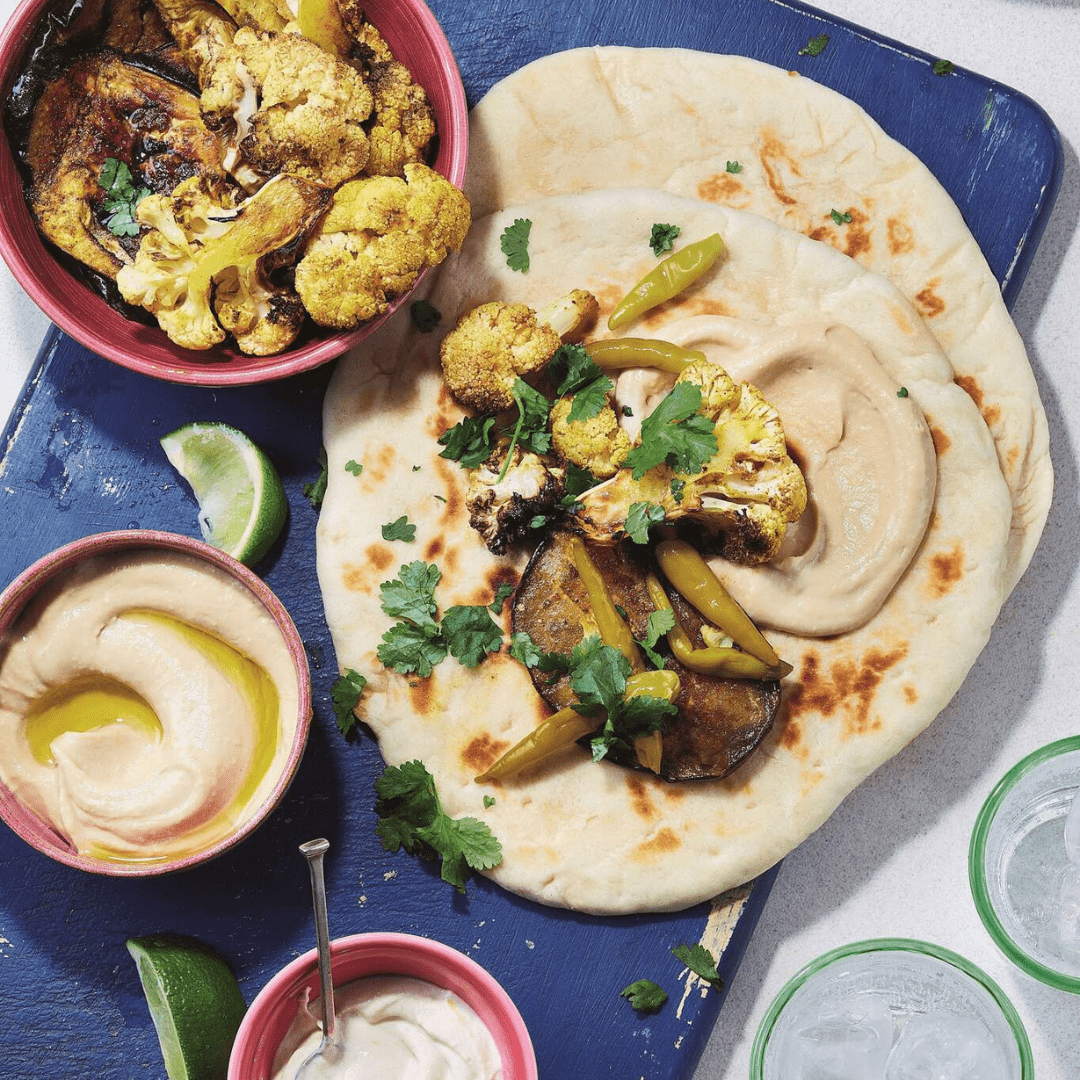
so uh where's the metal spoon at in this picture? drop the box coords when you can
[295,838,344,1079]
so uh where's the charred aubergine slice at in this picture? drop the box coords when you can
[512,530,783,781]
[24,51,224,281]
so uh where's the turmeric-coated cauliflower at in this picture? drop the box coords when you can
[294,162,470,329]
[440,290,600,413]
[551,396,632,479]
[200,27,373,189]
[466,444,567,555]
[116,173,329,353]
[364,58,437,176]
[572,359,807,565]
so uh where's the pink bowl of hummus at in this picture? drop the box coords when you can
[0,530,312,875]
[230,932,538,1080]
[0,0,469,386]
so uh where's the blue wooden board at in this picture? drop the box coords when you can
[0,1,1062,1078]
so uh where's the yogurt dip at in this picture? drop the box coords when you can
[270,975,502,1080]
[0,548,300,863]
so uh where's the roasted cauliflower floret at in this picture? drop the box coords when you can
[364,59,437,176]
[573,359,807,564]
[294,162,470,329]
[550,396,632,479]
[116,173,329,352]
[150,0,237,88]
[440,290,600,413]
[200,27,373,189]
[466,444,567,555]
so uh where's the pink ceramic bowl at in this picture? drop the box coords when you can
[0,0,468,385]
[0,529,312,875]
[230,932,538,1080]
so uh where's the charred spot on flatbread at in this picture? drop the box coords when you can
[915,279,947,318]
[928,543,964,598]
[757,130,801,207]
[786,644,908,737]
[512,530,781,782]
[887,215,916,256]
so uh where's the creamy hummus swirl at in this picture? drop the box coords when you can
[0,551,299,861]
[270,975,502,1080]
[615,316,937,636]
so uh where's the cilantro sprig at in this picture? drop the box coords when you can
[374,760,502,893]
[381,515,416,542]
[549,344,613,423]
[622,381,718,480]
[99,158,149,237]
[625,501,666,544]
[672,943,723,991]
[377,561,504,676]
[621,980,668,1012]
[500,217,532,272]
[798,32,830,57]
[330,669,367,735]
[438,413,498,468]
[302,449,328,509]
[649,223,681,257]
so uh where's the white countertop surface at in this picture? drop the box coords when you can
[0,0,1077,1077]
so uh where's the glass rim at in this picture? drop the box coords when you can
[749,937,1033,1079]
[968,735,1080,993]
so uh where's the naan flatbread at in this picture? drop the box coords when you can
[466,47,1051,592]
[317,190,1012,912]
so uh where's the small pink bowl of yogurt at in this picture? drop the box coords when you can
[230,932,537,1080]
[0,529,312,875]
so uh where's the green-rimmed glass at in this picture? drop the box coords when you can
[750,938,1032,1079]
[969,735,1080,993]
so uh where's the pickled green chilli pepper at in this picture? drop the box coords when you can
[585,338,706,375]
[607,233,725,330]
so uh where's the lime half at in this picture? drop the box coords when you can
[161,422,287,566]
[126,933,247,1080]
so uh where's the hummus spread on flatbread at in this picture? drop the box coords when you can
[317,187,1016,913]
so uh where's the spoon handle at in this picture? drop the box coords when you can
[299,838,336,1044]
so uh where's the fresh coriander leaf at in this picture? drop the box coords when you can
[500,217,532,272]
[549,345,614,424]
[672,943,723,991]
[625,501,666,544]
[829,208,853,225]
[379,561,441,626]
[381,515,416,542]
[725,160,742,174]
[489,581,516,614]
[504,378,553,456]
[438,414,498,468]
[410,299,441,332]
[649,223,681,256]
[897,386,909,398]
[508,630,544,668]
[798,32,829,57]
[621,405,634,417]
[641,608,676,649]
[591,694,677,762]
[377,621,447,676]
[483,795,496,808]
[441,604,505,667]
[623,382,718,480]
[670,477,686,504]
[569,635,630,710]
[621,979,668,1012]
[412,465,422,472]
[551,344,600,396]
[302,448,328,509]
[614,604,629,621]
[528,514,549,529]
[563,464,599,505]
[345,459,364,476]
[933,59,954,76]
[374,760,502,893]
[636,608,676,670]
[433,494,448,504]
[99,158,150,237]
[330,669,367,735]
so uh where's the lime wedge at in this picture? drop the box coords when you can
[161,422,287,567]
[126,933,247,1080]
